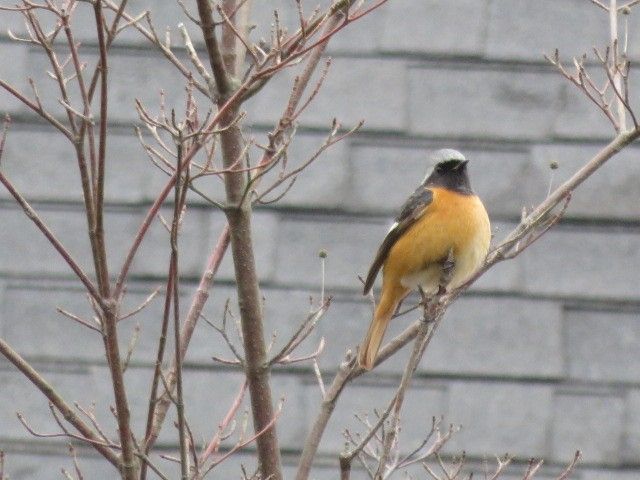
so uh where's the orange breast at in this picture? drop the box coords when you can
[382,187,490,292]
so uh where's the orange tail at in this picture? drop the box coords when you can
[358,284,408,370]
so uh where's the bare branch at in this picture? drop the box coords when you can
[201,379,248,463]
[269,298,330,365]
[143,226,231,452]
[178,22,217,99]
[56,307,101,333]
[590,0,609,10]
[0,172,103,305]
[556,451,582,480]
[118,287,161,322]
[0,339,120,466]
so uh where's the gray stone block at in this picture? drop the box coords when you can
[582,470,640,480]
[186,370,309,451]
[408,66,562,140]
[0,42,29,115]
[347,143,533,218]
[283,462,339,480]
[0,204,239,280]
[0,277,340,369]
[177,283,328,366]
[521,228,640,299]
[0,451,118,480]
[86,365,307,449]
[550,390,624,465]
[108,50,209,125]
[379,0,488,56]
[273,216,380,290]
[487,0,640,63]
[0,446,256,479]
[449,462,562,480]
[530,143,640,220]
[622,389,640,463]
[0,126,164,204]
[309,292,514,377]
[0,279,201,365]
[159,130,349,211]
[249,1,324,45]
[265,287,433,374]
[306,378,448,454]
[85,364,239,445]
[0,368,99,439]
[0,206,94,276]
[250,0,379,55]
[312,295,379,369]
[107,206,216,279]
[246,57,407,131]
[422,297,564,379]
[121,205,213,278]
[1,281,106,361]
[326,3,381,55]
[257,132,349,210]
[72,0,187,45]
[565,309,640,383]
[553,80,619,139]
[485,0,609,61]
[553,60,640,138]
[238,286,432,378]
[446,381,553,457]
[0,280,5,334]
[307,291,430,374]
[24,47,202,125]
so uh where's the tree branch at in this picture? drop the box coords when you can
[0,338,121,468]
[196,0,232,96]
[296,127,640,479]
[0,171,103,306]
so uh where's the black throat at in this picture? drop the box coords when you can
[424,166,474,195]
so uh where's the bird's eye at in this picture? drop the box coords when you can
[436,166,444,174]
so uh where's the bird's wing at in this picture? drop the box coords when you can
[362,186,433,294]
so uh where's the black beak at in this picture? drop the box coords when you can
[456,160,469,170]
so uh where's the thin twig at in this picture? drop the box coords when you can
[0,339,120,466]
[0,172,103,305]
[56,307,101,333]
[201,379,248,463]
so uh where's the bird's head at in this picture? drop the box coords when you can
[423,149,472,194]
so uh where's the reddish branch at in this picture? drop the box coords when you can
[196,0,232,96]
[0,170,103,305]
[0,1,619,479]
[0,338,121,469]
[295,128,640,479]
[93,0,110,297]
[143,225,231,451]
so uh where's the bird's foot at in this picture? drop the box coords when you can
[418,286,429,304]
[440,248,455,277]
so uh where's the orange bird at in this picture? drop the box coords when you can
[358,149,491,370]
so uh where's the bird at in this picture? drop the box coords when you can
[357,149,491,370]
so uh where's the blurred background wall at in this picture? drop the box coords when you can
[0,1,639,478]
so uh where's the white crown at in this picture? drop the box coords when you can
[423,149,466,183]
[430,149,466,165]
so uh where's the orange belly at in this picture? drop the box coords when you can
[382,187,491,294]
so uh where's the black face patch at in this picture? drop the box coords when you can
[424,160,473,195]
[435,159,465,173]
